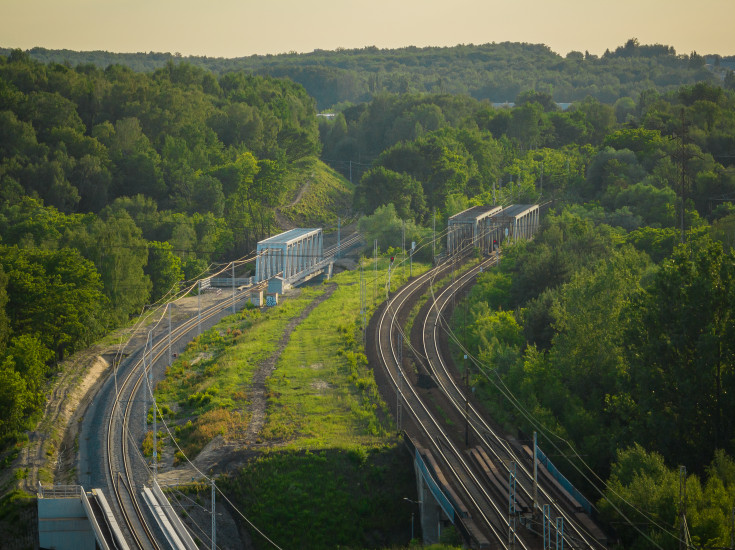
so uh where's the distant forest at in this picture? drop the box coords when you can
[3,39,735,109]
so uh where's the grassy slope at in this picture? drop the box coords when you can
[279,156,355,228]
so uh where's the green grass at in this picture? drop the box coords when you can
[261,256,431,448]
[262,267,389,447]
[0,489,36,547]
[154,290,326,457]
[219,445,418,550]
[154,255,433,456]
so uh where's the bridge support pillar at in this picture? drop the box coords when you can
[413,456,448,544]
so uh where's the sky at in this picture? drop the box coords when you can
[3,0,734,59]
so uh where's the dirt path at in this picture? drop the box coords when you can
[274,176,312,230]
[244,283,336,442]
[157,284,338,486]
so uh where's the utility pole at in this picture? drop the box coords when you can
[168,302,172,367]
[543,503,551,550]
[533,431,539,514]
[410,241,414,277]
[679,465,687,550]
[373,239,377,302]
[432,208,436,262]
[556,516,564,550]
[149,331,157,481]
[142,335,148,432]
[397,332,403,433]
[402,220,405,281]
[464,354,469,448]
[464,301,469,448]
[211,478,216,550]
[231,261,236,314]
[197,279,202,336]
[337,217,341,257]
[360,260,364,344]
[509,461,517,548]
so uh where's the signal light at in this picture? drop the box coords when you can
[390,256,394,263]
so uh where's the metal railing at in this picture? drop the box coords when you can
[38,482,82,499]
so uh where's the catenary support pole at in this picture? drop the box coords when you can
[534,431,539,513]
[168,303,172,367]
[149,331,157,481]
[432,209,436,262]
[212,478,216,550]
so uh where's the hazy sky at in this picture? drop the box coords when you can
[3,0,734,58]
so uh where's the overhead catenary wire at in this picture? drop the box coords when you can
[114,203,546,549]
[108,247,286,549]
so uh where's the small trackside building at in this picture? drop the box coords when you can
[447,205,503,256]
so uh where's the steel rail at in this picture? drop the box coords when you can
[107,290,246,548]
[375,252,531,549]
[421,258,605,549]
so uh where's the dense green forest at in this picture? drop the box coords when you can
[1,41,735,548]
[0,49,343,442]
[333,78,735,546]
[4,39,735,109]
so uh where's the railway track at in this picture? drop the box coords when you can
[373,251,522,548]
[100,234,356,547]
[105,290,248,548]
[418,254,607,548]
[371,247,607,549]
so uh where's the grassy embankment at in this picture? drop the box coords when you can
[151,256,436,548]
[150,159,464,547]
[147,157,451,547]
[278,156,355,227]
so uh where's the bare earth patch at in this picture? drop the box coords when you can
[311,380,333,393]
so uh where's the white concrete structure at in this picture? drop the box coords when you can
[255,228,324,284]
[37,484,129,550]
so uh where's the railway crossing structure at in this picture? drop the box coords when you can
[255,227,326,285]
[447,204,541,257]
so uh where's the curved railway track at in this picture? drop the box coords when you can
[105,290,248,548]
[374,252,524,548]
[101,236,356,547]
[372,248,607,549]
[419,256,607,549]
